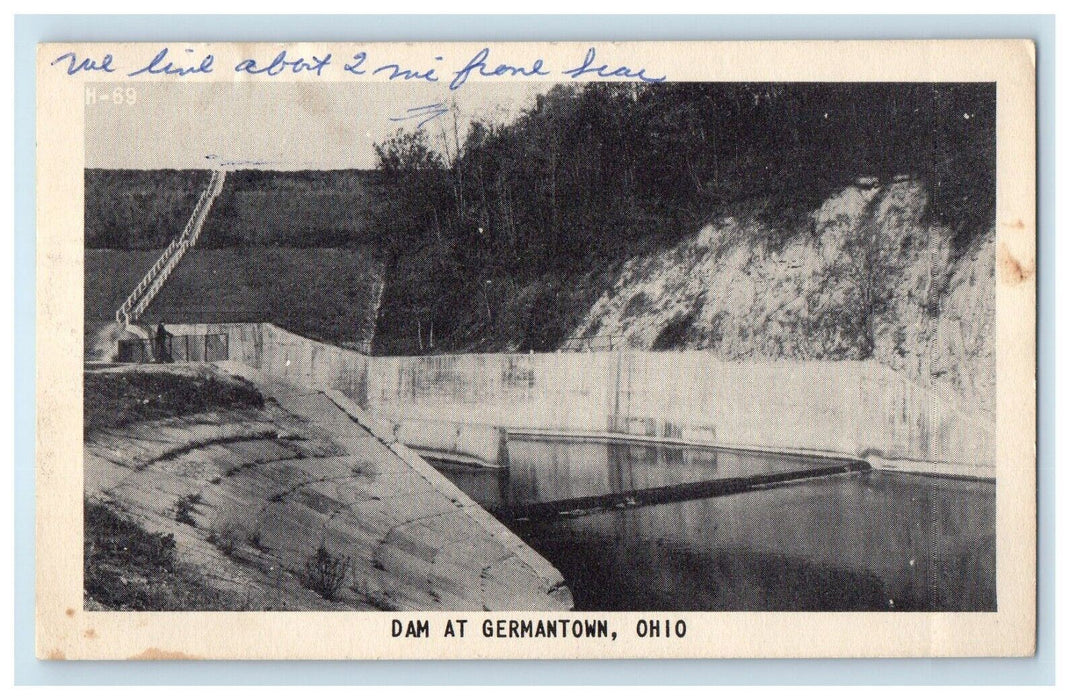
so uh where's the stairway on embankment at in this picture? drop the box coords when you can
[114,169,226,328]
[83,362,572,611]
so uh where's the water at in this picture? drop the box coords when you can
[435,438,996,612]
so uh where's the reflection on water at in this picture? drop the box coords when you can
[436,438,996,612]
[446,439,860,511]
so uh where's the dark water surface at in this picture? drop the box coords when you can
[436,438,996,612]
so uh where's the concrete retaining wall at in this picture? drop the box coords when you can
[393,418,508,468]
[166,323,995,478]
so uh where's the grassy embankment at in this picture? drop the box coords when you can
[84,169,385,351]
[83,366,264,432]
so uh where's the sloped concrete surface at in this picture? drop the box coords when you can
[84,362,572,611]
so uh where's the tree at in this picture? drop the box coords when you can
[374,129,450,260]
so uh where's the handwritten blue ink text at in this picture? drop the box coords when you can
[127,48,214,77]
[562,47,666,83]
[51,52,115,75]
[374,62,439,82]
[343,52,368,75]
[449,48,549,90]
[389,103,450,128]
[235,51,332,77]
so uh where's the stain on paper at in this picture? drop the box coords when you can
[128,647,202,660]
[999,243,1034,285]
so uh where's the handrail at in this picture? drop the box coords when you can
[561,334,624,352]
[116,170,225,326]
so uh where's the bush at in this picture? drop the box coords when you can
[174,494,201,527]
[84,499,258,611]
[207,520,246,557]
[300,545,351,601]
[86,500,176,572]
[84,500,178,610]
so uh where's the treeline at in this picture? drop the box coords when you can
[85,169,385,249]
[199,170,384,248]
[370,82,995,355]
[85,169,210,249]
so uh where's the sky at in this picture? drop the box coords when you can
[85,81,551,170]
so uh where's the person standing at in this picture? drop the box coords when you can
[154,322,172,363]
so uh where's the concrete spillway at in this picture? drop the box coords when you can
[83,362,572,611]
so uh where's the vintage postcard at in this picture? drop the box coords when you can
[35,39,1036,659]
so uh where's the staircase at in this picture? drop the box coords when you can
[115,169,226,327]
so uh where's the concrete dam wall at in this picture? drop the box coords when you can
[165,323,995,478]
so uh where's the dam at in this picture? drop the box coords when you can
[116,321,997,612]
[159,322,995,480]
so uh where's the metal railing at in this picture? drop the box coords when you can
[560,334,624,352]
[115,170,226,326]
[166,332,230,362]
[116,332,229,364]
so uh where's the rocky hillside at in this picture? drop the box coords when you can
[367,82,994,360]
[572,177,994,414]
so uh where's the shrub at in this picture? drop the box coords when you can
[300,545,351,601]
[84,500,178,610]
[207,520,246,557]
[86,500,176,572]
[174,494,201,527]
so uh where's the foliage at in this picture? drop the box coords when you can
[84,499,255,611]
[207,520,247,557]
[199,170,384,248]
[84,368,265,433]
[84,500,178,610]
[301,545,352,601]
[85,169,383,250]
[86,500,176,572]
[174,494,202,527]
[84,169,210,249]
[369,82,995,355]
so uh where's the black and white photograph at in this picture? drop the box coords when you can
[30,38,1037,660]
[81,76,997,614]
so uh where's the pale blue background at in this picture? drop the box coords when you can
[13,13,1056,685]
